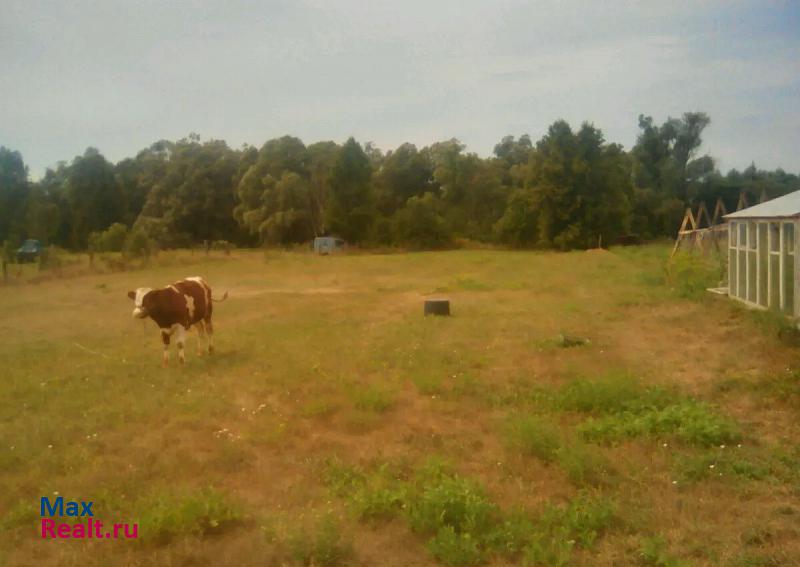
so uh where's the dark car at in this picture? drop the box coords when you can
[16,239,42,263]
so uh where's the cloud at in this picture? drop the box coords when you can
[1,0,798,177]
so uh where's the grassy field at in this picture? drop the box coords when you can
[1,245,799,566]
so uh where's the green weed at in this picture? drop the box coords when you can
[505,414,616,487]
[506,415,562,463]
[664,251,723,300]
[522,493,616,566]
[329,458,617,565]
[558,373,675,415]
[578,400,741,446]
[135,487,243,545]
[407,465,498,537]
[673,449,770,483]
[0,500,37,532]
[288,515,354,567]
[638,535,690,566]
[427,526,485,566]
[351,385,396,413]
[559,375,741,447]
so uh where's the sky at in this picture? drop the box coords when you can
[2,0,799,179]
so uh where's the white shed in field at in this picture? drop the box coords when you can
[313,236,346,255]
[724,190,800,316]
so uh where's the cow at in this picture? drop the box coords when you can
[127,276,227,367]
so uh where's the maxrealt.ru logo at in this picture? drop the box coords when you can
[40,496,138,539]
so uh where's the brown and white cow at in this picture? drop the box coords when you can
[127,276,227,366]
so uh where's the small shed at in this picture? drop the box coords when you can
[724,190,800,316]
[313,236,346,255]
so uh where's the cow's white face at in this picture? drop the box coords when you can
[128,287,152,318]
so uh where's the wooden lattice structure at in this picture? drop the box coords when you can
[670,197,731,257]
[670,190,768,257]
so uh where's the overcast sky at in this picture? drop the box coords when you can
[2,0,799,179]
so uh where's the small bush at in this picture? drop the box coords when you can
[559,375,741,447]
[556,442,615,487]
[428,526,485,566]
[484,511,535,557]
[352,386,395,413]
[522,494,616,566]
[407,467,498,537]
[0,500,38,531]
[352,485,406,522]
[322,458,366,498]
[523,529,574,567]
[323,460,405,523]
[543,493,615,548]
[453,277,493,291]
[325,459,616,566]
[673,449,771,483]
[124,228,156,259]
[37,246,62,271]
[558,373,675,415]
[89,223,128,253]
[506,415,562,463]
[645,402,742,446]
[664,251,723,300]
[135,487,242,545]
[505,414,616,487]
[578,400,741,447]
[411,373,444,396]
[639,535,690,566]
[288,515,354,567]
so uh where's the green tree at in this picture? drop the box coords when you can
[307,141,339,236]
[138,136,240,247]
[494,189,537,247]
[493,134,532,168]
[500,120,632,249]
[63,148,123,249]
[394,192,450,249]
[326,137,373,242]
[374,143,434,215]
[0,146,29,244]
[23,186,61,244]
[630,112,712,236]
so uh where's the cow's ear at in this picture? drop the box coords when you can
[127,290,136,300]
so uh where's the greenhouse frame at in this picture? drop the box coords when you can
[724,190,800,316]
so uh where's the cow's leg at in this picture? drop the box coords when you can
[195,321,206,356]
[176,325,187,365]
[160,328,171,367]
[205,318,214,354]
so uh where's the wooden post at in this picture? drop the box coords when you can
[737,191,749,211]
[696,202,711,229]
[671,208,696,257]
[711,198,727,226]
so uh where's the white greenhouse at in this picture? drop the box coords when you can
[724,190,799,316]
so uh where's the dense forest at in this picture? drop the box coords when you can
[1,112,798,257]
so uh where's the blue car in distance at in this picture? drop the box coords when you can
[16,239,42,263]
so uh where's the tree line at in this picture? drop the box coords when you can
[1,113,798,256]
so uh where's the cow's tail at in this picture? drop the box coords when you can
[212,291,229,303]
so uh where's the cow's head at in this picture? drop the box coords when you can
[127,288,153,318]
